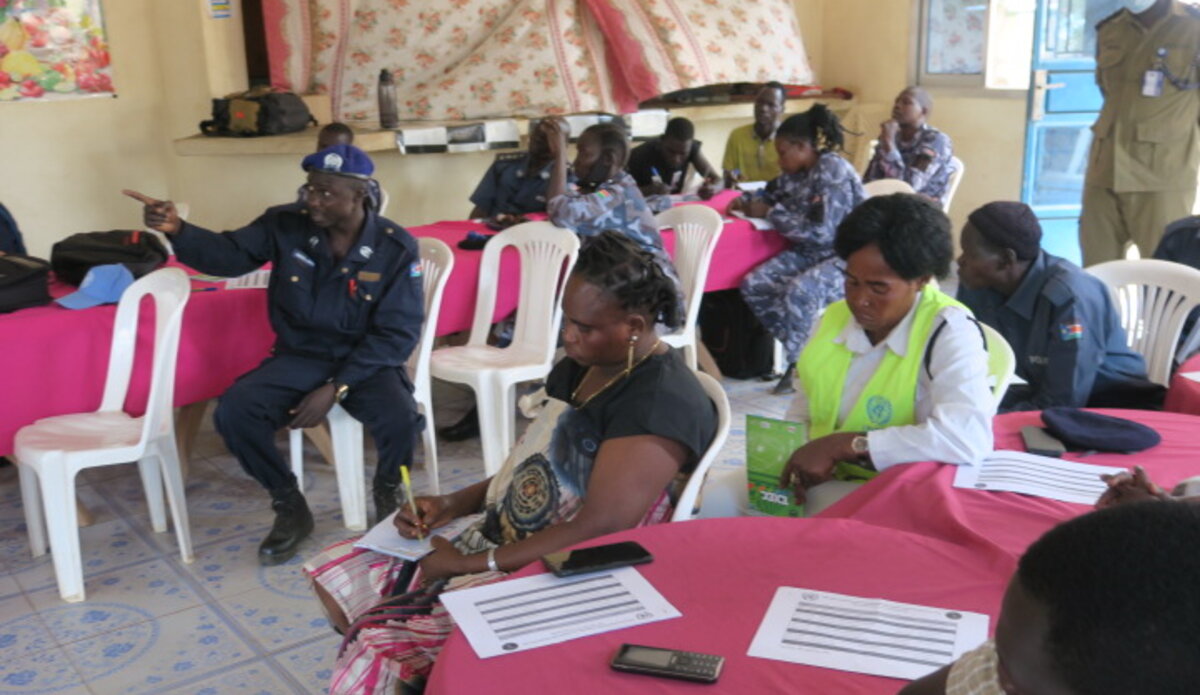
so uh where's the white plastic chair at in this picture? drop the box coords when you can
[670,372,732,522]
[863,178,916,197]
[288,237,456,527]
[378,188,391,216]
[15,268,194,602]
[943,156,965,214]
[980,322,1016,409]
[655,205,724,370]
[1086,259,1200,386]
[430,222,580,475]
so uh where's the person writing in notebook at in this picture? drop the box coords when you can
[306,232,716,695]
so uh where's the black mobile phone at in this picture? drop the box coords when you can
[541,541,652,577]
[1022,426,1066,458]
[610,644,724,684]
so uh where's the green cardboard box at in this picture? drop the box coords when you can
[746,414,808,517]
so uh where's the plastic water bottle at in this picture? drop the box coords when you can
[378,69,399,130]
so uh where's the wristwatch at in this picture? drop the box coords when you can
[333,382,350,403]
[850,435,870,456]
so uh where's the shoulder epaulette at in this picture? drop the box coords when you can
[495,151,528,163]
[1095,8,1125,30]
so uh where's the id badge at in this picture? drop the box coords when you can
[1142,69,1164,97]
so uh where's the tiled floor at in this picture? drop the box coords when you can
[0,377,789,695]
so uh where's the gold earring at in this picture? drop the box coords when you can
[627,335,638,372]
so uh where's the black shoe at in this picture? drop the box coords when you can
[259,487,314,566]
[373,480,399,522]
[438,406,479,442]
[771,363,796,395]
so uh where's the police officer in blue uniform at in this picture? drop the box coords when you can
[124,144,425,565]
[956,201,1163,412]
[468,117,568,223]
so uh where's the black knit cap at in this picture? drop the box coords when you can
[967,201,1042,261]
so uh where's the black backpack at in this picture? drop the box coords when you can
[0,254,51,313]
[50,230,169,286]
[200,88,316,137]
[698,289,775,379]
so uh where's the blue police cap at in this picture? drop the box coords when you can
[1041,407,1161,453]
[301,144,375,180]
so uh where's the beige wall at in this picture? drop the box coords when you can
[4,0,1026,258]
[815,0,1027,239]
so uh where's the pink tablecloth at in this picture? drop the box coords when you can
[819,409,1200,568]
[1164,354,1200,415]
[410,189,787,336]
[427,409,1200,693]
[426,517,1007,695]
[0,269,273,457]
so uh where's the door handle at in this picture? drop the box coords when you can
[1030,70,1067,121]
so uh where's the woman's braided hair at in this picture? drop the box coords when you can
[776,103,846,154]
[573,231,682,329]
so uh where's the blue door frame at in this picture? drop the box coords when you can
[1022,0,1124,264]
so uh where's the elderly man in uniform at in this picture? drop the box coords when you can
[957,201,1163,412]
[467,117,568,226]
[124,144,425,566]
[722,82,787,184]
[1080,0,1200,264]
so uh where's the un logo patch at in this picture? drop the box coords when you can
[866,396,893,427]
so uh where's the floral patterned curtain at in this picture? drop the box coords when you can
[264,0,812,123]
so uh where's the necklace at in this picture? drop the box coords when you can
[571,339,662,409]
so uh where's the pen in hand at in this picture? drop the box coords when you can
[400,465,424,541]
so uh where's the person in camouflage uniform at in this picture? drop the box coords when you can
[547,121,683,306]
[733,105,866,393]
[864,86,955,208]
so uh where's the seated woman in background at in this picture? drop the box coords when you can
[731,104,866,394]
[779,193,993,512]
[307,231,718,695]
[863,86,955,208]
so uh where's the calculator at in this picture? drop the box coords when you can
[610,643,724,684]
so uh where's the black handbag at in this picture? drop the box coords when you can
[0,254,52,313]
[50,230,168,286]
[200,88,316,137]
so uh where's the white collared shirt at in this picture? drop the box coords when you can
[785,292,995,470]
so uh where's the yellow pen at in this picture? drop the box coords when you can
[400,465,424,541]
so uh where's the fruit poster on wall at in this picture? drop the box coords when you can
[0,0,113,102]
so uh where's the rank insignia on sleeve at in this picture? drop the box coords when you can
[1059,323,1084,341]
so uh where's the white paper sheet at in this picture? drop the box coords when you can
[953,450,1125,505]
[747,587,988,680]
[353,512,483,561]
[729,210,774,231]
[440,567,680,658]
[1180,370,1200,383]
[224,269,271,290]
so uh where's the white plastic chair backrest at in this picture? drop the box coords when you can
[671,372,732,522]
[863,178,915,197]
[378,188,391,216]
[467,222,580,364]
[979,322,1016,409]
[1086,259,1200,385]
[943,156,965,214]
[655,205,724,332]
[408,237,455,401]
[97,267,191,448]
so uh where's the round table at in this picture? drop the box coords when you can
[426,409,1200,693]
[1164,353,1200,416]
[426,516,1007,694]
